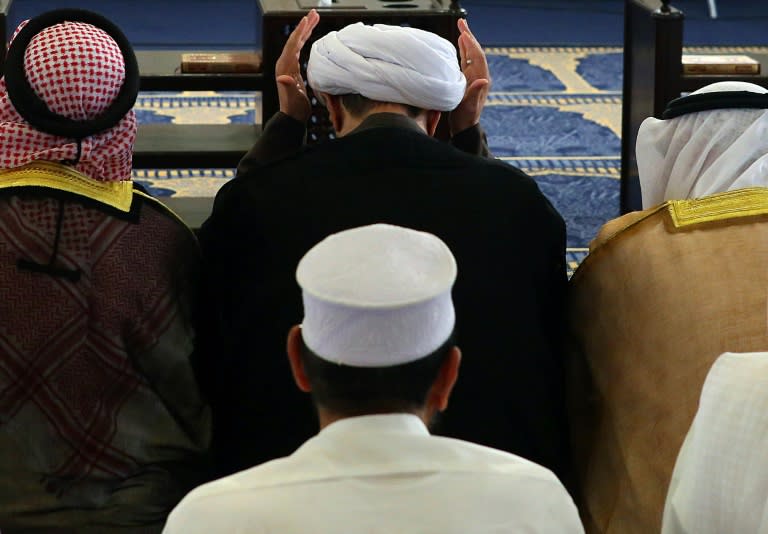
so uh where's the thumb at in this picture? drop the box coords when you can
[465,78,489,100]
[277,75,304,91]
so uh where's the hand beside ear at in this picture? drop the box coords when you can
[276,9,320,123]
[450,18,490,136]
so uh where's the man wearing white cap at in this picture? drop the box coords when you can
[568,81,768,534]
[166,224,583,533]
[196,11,570,483]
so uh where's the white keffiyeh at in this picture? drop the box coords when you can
[662,352,768,534]
[637,81,768,208]
[307,23,466,112]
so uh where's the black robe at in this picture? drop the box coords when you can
[196,112,571,484]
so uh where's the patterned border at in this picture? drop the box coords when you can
[132,169,235,179]
[486,46,623,54]
[487,94,622,104]
[501,158,620,179]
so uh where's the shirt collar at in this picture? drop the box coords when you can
[319,413,430,438]
[348,112,427,136]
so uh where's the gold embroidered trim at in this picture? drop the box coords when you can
[0,161,133,212]
[667,187,768,228]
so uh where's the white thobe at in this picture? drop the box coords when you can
[164,413,583,533]
[662,352,768,534]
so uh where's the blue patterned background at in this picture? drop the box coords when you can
[132,45,768,271]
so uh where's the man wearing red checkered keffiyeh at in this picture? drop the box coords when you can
[0,18,136,181]
[0,11,211,533]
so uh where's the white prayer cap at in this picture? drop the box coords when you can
[637,81,768,208]
[296,224,457,367]
[306,22,466,112]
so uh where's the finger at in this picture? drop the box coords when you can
[456,19,468,64]
[459,20,484,62]
[284,11,314,55]
[457,17,469,36]
[457,32,468,66]
[286,16,308,51]
[461,38,489,78]
[277,11,318,75]
[296,10,319,48]
[459,17,478,44]
[462,33,482,61]
[276,22,305,71]
[306,8,320,32]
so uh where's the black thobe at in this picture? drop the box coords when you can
[196,112,570,483]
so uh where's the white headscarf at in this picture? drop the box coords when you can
[636,81,768,208]
[662,352,768,534]
[307,23,466,112]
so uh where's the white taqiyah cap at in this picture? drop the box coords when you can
[296,224,457,367]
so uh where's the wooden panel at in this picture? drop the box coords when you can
[137,50,264,91]
[133,124,261,168]
[679,52,768,92]
[620,0,683,213]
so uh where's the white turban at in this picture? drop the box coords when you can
[637,81,768,208]
[307,23,466,112]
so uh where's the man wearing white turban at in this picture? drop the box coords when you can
[196,10,572,491]
[567,81,768,534]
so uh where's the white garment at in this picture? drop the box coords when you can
[636,81,768,208]
[164,414,583,534]
[662,352,768,534]
[307,23,466,112]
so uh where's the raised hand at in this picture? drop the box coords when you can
[450,18,491,135]
[275,9,320,123]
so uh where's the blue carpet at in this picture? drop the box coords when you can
[130,47,631,264]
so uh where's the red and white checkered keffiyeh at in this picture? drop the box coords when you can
[0,20,136,182]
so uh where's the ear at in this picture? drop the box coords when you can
[287,325,312,393]
[425,110,442,137]
[427,346,461,412]
[321,92,344,133]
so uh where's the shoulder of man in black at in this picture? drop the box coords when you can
[215,124,542,210]
[194,122,569,476]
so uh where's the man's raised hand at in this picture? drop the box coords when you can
[276,9,320,122]
[450,18,490,135]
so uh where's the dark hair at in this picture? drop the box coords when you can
[339,93,424,119]
[300,332,455,417]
